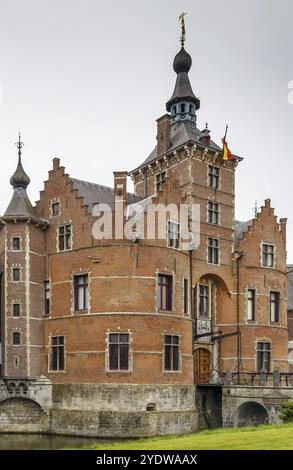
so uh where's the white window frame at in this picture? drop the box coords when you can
[261,242,276,269]
[167,220,181,250]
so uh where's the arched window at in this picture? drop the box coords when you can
[172,106,177,115]
[189,105,194,114]
[180,103,185,113]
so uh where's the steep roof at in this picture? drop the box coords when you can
[235,220,253,242]
[132,120,222,173]
[288,265,293,311]
[70,178,141,211]
[4,187,37,219]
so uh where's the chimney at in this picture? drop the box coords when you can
[156,114,171,156]
[113,171,127,202]
[53,158,60,171]
[113,171,127,239]
[280,218,287,245]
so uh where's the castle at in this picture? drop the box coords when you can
[0,19,292,436]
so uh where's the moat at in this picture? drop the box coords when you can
[0,433,104,450]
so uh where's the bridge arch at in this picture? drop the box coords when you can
[236,401,269,427]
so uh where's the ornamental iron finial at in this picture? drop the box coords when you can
[179,12,187,47]
[15,132,24,163]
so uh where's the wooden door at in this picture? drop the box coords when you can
[195,348,211,384]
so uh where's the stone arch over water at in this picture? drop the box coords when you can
[236,401,269,427]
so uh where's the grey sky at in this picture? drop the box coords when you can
[0,0,292,261]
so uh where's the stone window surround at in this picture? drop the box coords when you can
[56,222,73,252]
[162,332,182,373]
[182,277,189,316]
[206,198,221,226]
[155,270,175,314]
[50,198,61,218]
[11,301,22,318]
[105,329,133,373]
[254,338,272,373]
[48,333,66,373]
[167,219,181,251]
[197,279,213,319]
[260,241,276,269]
[245,287,258,324]
[206,236,221,266]
[207,163,221,191]
[71,270,91,315]
[269,290,281,325]
[11,328,21,346]
[11,235,22,251]
[11,265,22,283]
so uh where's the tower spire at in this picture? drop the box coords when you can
[15,131,24,164]
[179,12,187,47]
[10,132,30,189]
[166,15,200,124]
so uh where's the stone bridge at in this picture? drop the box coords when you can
[0,376,52,433]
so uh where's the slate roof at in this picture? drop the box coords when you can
[235,220,252,242]
[70,178,142,211]
[3,187,37,219]
[288,265,293,311]
[132,120,223,173]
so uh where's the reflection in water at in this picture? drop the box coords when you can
[0,433,105,450]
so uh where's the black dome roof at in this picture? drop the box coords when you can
[173,47,192,74]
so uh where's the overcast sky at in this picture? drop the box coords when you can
[0,0,292,262]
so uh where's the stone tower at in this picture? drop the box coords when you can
[0,135,47,378]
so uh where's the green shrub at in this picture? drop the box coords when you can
[279,401,293,422]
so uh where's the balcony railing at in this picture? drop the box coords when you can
[197,369,293,387]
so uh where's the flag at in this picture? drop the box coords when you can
[221,125,233,161]
[223,140,232,161]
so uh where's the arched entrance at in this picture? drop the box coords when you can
[195,348,211,384]
[237,401,269,427]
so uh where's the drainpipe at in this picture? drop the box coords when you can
[189,248,195,385]
[235,252,244,384]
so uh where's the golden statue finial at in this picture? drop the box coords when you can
[179,12,187,47]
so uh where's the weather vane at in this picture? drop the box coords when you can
[15,132,24,161]
[179,12,187,47]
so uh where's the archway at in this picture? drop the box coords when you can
[0,398,44,425]
[236,401,269,427]
[195,348,212,384]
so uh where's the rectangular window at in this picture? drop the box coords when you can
[208,165,219,189]
[156,171,166,192]
[58,224,72,251]
[12,268,20,282]
[109,333,130,371]
[164,335,180,371]
[44,281,50,315]
[12,237,20,251]
[52,202,60,216]
[12,332,20,345]
[158,274,173,311]
[51,336,65,371]
[247,289,256,321]
[167,220,180,249]
[183,279,189,315]
[199,285,209,317]
[74,274,89,311]
[257,342,271,373]
[13,304,20,318]
[270,291,280,323]
[207,238,219,264]
[207,201,219,224]
[262,243,274,267]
